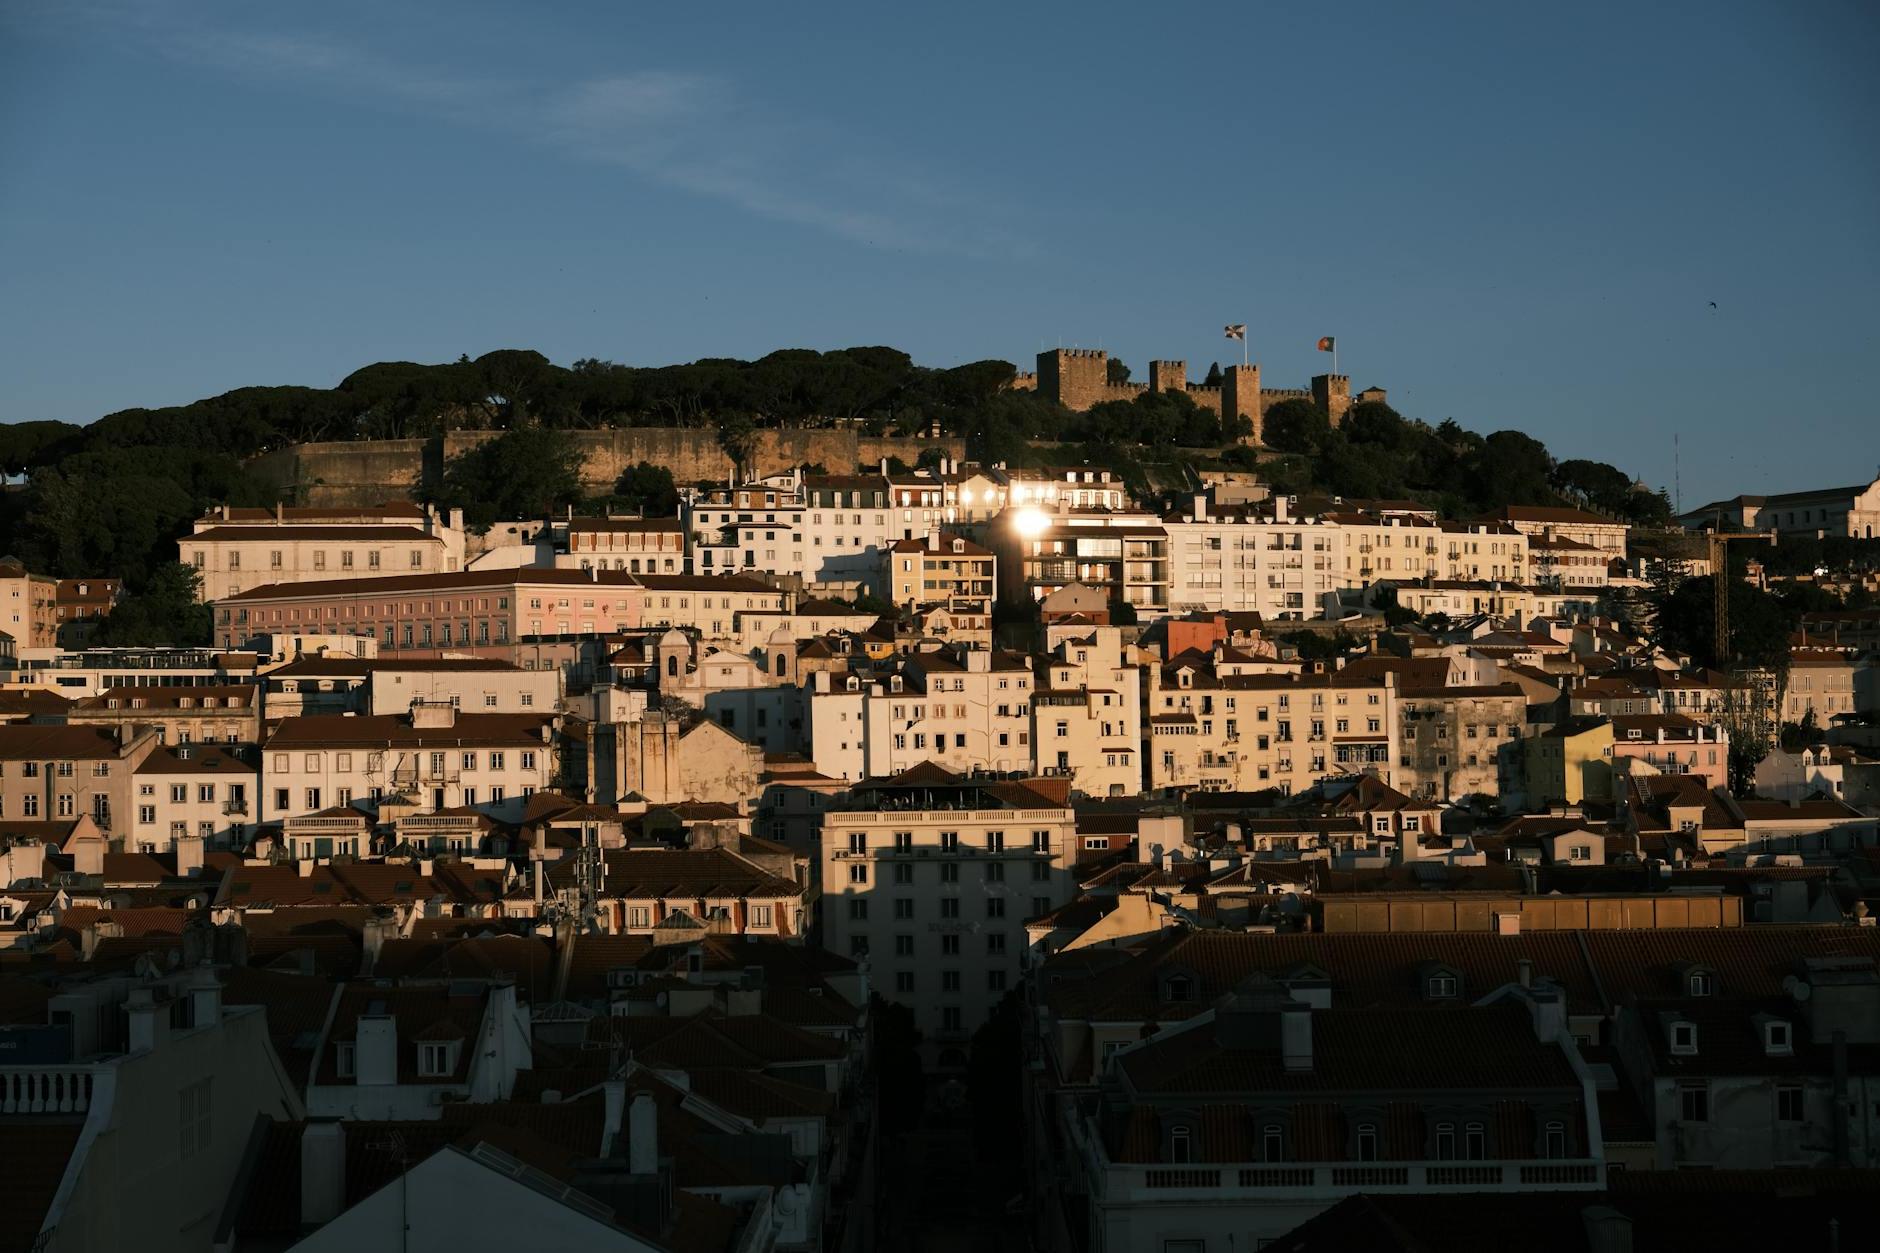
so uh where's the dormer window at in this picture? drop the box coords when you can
[336,1042,355,1078]
[418,1041,457,1077]
[1427,974,1458,999]
[1764,1020,1793,1056]
[1168,1125,1192,1163]
[1687,970,1714,997]
[1355,1123,1379,1162]
[1162,974,1194,1003]
[1260,1125,1285,1163]
[1670,1021,1698,1055]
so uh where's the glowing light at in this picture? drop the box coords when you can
[1012,486,1029,503]
[960,488,974,505]
[1014,508,1051,538]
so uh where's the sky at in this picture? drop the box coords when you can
[2,0,1876,508]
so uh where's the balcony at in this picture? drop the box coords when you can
[1,1065,101,1115]
[1104,1156,1600,1202]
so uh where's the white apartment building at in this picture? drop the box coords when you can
[684,470,951,590]
[820,766,1078,1067]
[180,502,468,603]
[1002,465,1131,512]
[807,648,1035,782]
[260,705,557,823]
[128,743,257,853]
[1162,498,1347,620]
[1031,626,1144,798]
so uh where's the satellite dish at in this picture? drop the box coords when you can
[1782,975,1811,1002]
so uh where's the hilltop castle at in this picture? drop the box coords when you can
[1012,347,1385,445]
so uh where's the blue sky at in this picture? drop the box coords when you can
[2,0,1875,507]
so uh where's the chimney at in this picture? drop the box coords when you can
[275,501,285,522]
[627,1091,659,1175]
[301,1122,346,1227]
[1192,493,1208,522]
[355,1011,398,1085]
[1280,1001,1313,1072]
[176,832,204,878]
[187,964,222,1027]
[125,986,163,1053]
[1517,957,1534,988]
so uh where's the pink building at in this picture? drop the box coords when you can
[1609,713,1729,789]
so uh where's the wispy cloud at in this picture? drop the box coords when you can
[92,4,1023,256]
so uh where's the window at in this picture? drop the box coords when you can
[893,898,914,920]
[894,934,914,957]
[895,971,915,993]
[940,934,960,956]
[941,970,961,992]
[1679,1084,1709,1122]
[1261,1125,1285,1162]
[1356,1124,1378,1162]
[1765,1020,1793,1056]
[1168,1125,1192,1163]
[940,898,960,920]
[1670,1022,1698,1055]
[418,1042,453,1077]
[179,1078,212,1158]
[1463,1122,1486,1160]
[1776,1085,1803,1123]
[847,898,868,920]
[1434,1125,1456,1160]
[336,1042,356,1078]
[1687,971,1714,997]
[848,864,868,884]
[1426,973,1459,1000]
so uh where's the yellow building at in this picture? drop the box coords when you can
[1524,716,1613,807]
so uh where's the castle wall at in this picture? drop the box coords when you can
[267,429,962,506]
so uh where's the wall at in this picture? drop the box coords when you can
[261,429,963,506]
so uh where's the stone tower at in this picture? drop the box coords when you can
[1037,348,1110,412]
[1223,363,1262,445]
[1148,360,1188,396]
[1311,374,1352,427]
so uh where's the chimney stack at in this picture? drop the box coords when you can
[301,1122,346,1227]
[1280,1001,1313,1072]
[628,1091,659,1175]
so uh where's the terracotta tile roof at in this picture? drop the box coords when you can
[320,983,489,1084]
[372,934,554,989]
[1045,928,1608,1021]
[0,724,132,759]
[188,524,436,542]
[1117,1002,1577,1095]
[263,712,553,749]
[0,1122,85,1251]
[548,847,801,901]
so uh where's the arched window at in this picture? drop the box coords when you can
[667,655,679,677]
[1356,1123,1379,1162]
[1464,1122,1487,1160]
[1544,1121,1567,1159]
[1168,1125,1191,1163]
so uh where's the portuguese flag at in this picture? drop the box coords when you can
[1316,336,1336,353]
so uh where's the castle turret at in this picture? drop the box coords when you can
[1223,363,1262,445]
[1311,373,1352,427]
[1037,348,1111,412]
[1149,360,1188,396]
